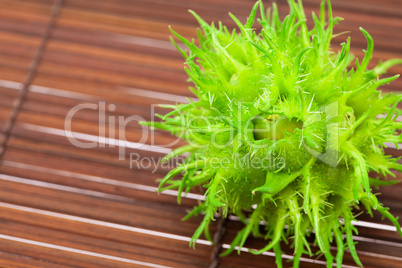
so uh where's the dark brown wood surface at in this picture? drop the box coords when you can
[0,0,401,267]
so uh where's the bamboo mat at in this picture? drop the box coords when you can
[0,0,401,267]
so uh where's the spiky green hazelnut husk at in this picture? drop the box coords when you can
[144,0,402,267]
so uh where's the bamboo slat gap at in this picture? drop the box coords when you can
[0,0,63,164]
